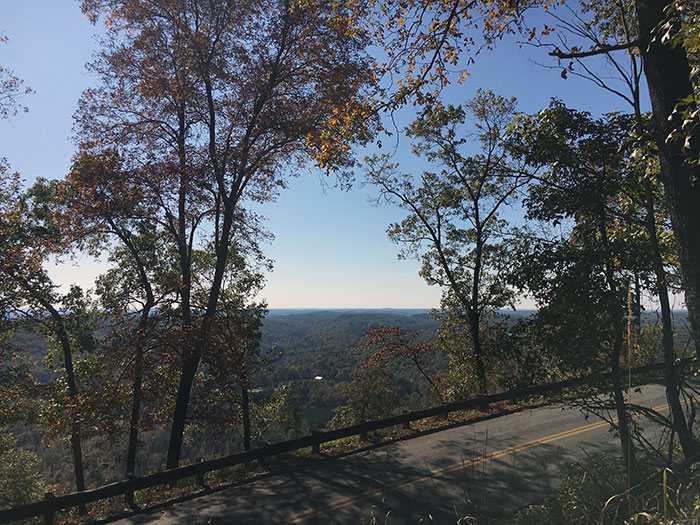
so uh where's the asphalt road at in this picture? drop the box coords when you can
[108,382,676,524]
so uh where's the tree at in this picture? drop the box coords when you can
[77,0,378,468]
[360,326,444,404]
[0,174,91,494]
[60,151,180,477]
[507,102,696,473]
[369,0,700,364]
[527,0,700,360]
[0,428,44,510]
[512,104,640,473]
[328,367,399,428]
[366,90,528,394]
[627,0,700,349]
[618,137,698,460]
[526,0,698,460]
[511,92,698,461]
[194,254,270,452]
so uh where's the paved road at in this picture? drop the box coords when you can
[109,383,675,524]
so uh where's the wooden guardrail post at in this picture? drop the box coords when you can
[125,473,137,509]
[43,492,55,525]
[311,431,321,455]
[196,458,206,487]
[402,410,411,430]
[360,422,368,441]
[259,442,272,467]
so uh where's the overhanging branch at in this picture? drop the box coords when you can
[550,40,640,59]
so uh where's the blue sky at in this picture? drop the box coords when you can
[0,2,649,309]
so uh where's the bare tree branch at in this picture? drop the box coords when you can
[549,40,639,59]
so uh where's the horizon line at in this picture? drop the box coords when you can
[266,306,689,311]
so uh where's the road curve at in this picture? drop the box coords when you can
[107,382,675,524]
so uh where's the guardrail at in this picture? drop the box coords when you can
[1,359,693,524]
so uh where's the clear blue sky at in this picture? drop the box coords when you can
[0,2,649,309]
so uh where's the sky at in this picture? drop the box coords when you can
[0,1,651,309]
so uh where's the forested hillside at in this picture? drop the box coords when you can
[7,308,693,494]
[4,311,443,490]
[262,310,438,380]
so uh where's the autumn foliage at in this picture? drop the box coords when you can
[360,326,444,403]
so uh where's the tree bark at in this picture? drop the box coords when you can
[469,227,487,396]
[166,105,196,470]
[635,0,700,351]
[166,354,197,469]
[633,272,641,329]
[167,153,240,468]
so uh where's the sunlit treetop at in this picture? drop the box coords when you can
[77,0,380,180]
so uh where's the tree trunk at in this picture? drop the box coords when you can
[167,184,236,468]
[42,304,86,495]
[69,421,85,492]
[596,192,636,478]
[468,311,488,395]
[633,272,641,329]
[166,354,197,469]
[166,104,201,470]
[117,233,155,478]
[644,181,698,459]
[241,382,251,451]
[635,0,700,350]
[610,317,636,478]
[125,341,144,477]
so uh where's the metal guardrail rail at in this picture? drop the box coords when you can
[0,359,694,524]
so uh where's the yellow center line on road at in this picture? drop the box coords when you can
[288,401,673,523]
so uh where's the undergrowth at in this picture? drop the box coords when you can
[507,452,700,524]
